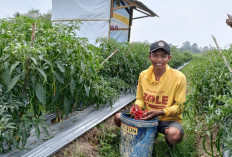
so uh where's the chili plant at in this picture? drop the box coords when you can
[0,16,194,152]
[186,47,232,155]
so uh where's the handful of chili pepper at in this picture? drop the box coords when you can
[130,104,148,120]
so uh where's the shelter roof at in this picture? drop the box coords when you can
[133,0,158,17]
[118,0,159,19]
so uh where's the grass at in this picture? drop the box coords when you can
[153,118,197,157]
[97,123,121,157]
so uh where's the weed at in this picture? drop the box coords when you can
[97,123,121,157]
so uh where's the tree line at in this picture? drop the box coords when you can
[179,41,209,53]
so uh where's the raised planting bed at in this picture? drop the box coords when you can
[2,92,135,157]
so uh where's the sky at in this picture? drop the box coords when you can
[0,0,232,48]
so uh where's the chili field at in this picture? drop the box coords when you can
[0,16,192,154]
[1,15,231,157]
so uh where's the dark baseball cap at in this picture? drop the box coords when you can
[149,40,170,55]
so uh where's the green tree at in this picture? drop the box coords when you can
[181,41,191,51]
[13,9,51,22]
[202,46,209,52]
[192,43,200,53]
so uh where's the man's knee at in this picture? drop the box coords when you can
[114,113,121,127]
[165,127,183,144]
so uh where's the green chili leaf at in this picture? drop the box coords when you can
[4,132,10,141]
[4,61,9,69]
[31,57,38,65]
[70,77,76,95]
[79,75,83,83]
[52,87,59,104]
[12,136,18,147]
[31,75,36,86]
[2,68,11,86]
[54,71,64,84]
[22,128,27,147]
[35,126,40,139]
[3,54,10,61]
[81,61,85,72]
[70,65,75,74]
[64,97,70,116]
[37,68,47,82]
[10,61,20,74]
[84,84,90,97]
[43,59,51,66]
[36,83,46,105]
[41,125,49,136]
[56,61,65,73]
[6,74,21,92]
[39,54,44,60]
[43,66,49,70]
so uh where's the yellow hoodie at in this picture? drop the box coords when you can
[134,65,186,123]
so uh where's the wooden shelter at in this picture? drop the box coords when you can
[110,0,158,42]
[52,0,158,45]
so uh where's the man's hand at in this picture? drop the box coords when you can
[140,110,165,121]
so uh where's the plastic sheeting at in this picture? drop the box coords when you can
[52,0,111,20]
[54,20,110,45]
[52,0,111,45]
[52,0,133,45]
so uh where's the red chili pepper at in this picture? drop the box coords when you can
[130,104,147,120]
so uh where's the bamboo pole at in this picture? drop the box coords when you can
[211,35,232,72]
[110,0,114,18]
[128,6,133,42]
[134,8,150,16]
[101,49,118,65]
[109,0,114,40]
[113,4,136,10]
[31,22,36,46]
[133,15,150,20]
[122,0,138,7]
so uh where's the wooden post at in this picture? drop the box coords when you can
[31,22,36,46]
[112,4,135,10]
[212,35,232,72]
[128,6,133,42]
[122,0,138,7]
[101,49,118,65]
[108,0,114,40]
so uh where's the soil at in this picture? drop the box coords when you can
[53,127,100,157]
[52,118,114,157]
[194,125,221,157]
